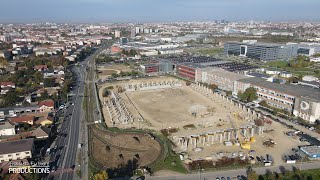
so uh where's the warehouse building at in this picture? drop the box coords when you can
[224,41,298,61]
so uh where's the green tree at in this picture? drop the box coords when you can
[259,100,268,107]
[247,166,258,180]
[41,90,50,99]
[238,87,258,103]
[44,78,56,87]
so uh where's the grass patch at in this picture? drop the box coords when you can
[186,47,223,56]
[151,150,187,174]
[150,134,187,174]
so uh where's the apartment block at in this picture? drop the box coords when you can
[0,139,34,163]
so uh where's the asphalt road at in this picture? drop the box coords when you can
[47,56,90,180]
[147,161,320,180]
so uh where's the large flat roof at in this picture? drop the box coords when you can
[239,77,320,101]
[201,67,249,81]
[0,138,34,155]
[226,41,294,47]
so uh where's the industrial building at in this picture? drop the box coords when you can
[224,41,298,61]
[234,77,320,123]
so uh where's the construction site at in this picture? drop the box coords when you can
[98,77,307,169]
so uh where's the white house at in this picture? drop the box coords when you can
[0,121,15,136]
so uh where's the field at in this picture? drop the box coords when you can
[97,64,132,79]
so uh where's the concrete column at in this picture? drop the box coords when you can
[211,134,214,144]
[227,132,231,141]
[202,136,206,146]
[219,133,223,143]
[235,129,239,139]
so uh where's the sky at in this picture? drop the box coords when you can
[0,0,319,23]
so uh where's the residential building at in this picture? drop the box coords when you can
[0,139,34,163]
[31,126,50,139]
[38,100,55,112]
[120,37,128,45]
[0,121,15,136]
[224,41,298,61]
[0,50,11,59]
[115,30,121,38]
[9,116,35,125]
[0,81,16,95]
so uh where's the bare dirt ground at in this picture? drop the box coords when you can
[184,121,308,166]
[91,127,161,168]
[125,87,250,131]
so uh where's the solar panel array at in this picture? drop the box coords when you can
[165,56,222,64]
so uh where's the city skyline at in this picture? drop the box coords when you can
[0,0,320,23]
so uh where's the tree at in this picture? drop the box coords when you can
[247,166,258,180]
[208,84,218,91]
[44,78,56,87]
[0,58,9,68]
[226,91,232,97]
[238,87,258,103]
[259,100,268,107]
[41,90,50,99]
[94,170,108,180]
[265,169,276,180]
[111,73,119,78]
[103,89,110,97]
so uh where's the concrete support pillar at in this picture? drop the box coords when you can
[193,138,197,148]
[219,133,223,143]
[202,136,206,146]
[249,128,253,137]
[211,134,214,144]
[227,132,231,141]
[236,129,239,139]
